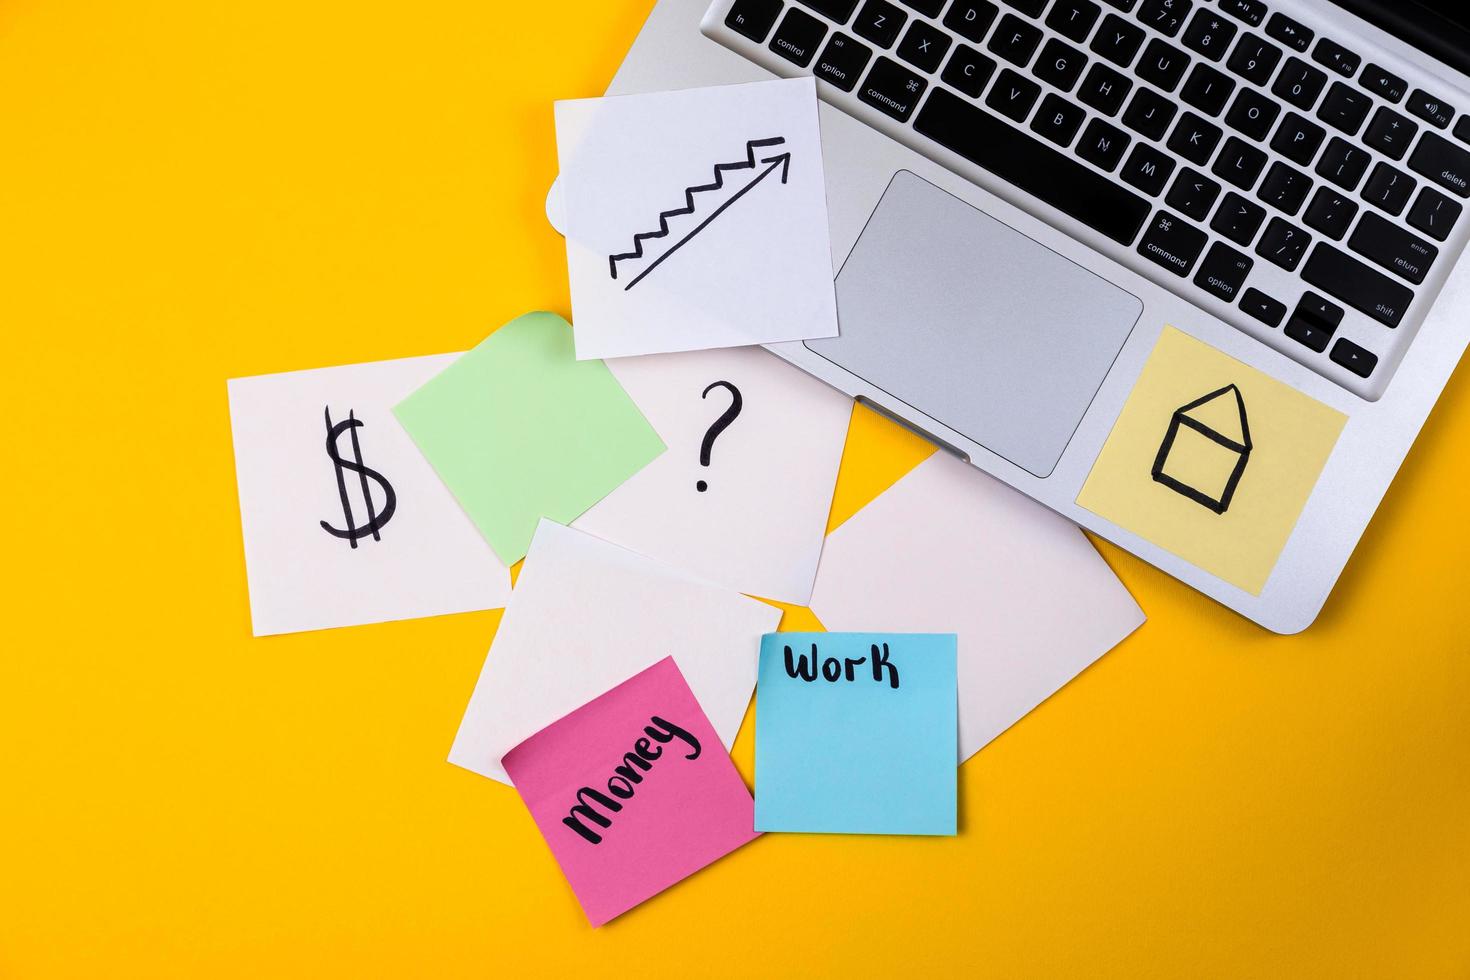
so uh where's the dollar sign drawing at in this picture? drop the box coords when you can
[320,406,397,548]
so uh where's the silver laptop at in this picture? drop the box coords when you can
[583,0,1470,632]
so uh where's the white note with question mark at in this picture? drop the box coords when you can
[573,345,850,605]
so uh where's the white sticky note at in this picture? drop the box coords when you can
[555,77,839,359]
[573,346,850,604]
[449,520,781,784]
[228,354,512,636]
[809,452,1145,761]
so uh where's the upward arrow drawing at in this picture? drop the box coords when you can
[609,136,793,291]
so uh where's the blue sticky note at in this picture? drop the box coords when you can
[755,632,957,836]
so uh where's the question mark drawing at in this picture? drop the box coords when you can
[696,381,743,493]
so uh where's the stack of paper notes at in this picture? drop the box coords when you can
[225,76,1145,927]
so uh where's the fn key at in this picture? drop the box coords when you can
[859,57,928,122]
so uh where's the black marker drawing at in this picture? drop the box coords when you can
[320,406,397,547]
[609,136,792,291]
[561,716,703,845]
[1151,384,1252,514]
[696,380,742,492]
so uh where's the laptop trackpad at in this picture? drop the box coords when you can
[808,170,1143,478]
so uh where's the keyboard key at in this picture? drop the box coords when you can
[1258,160,1312,214]
[1301,243,1413,326]
[913,87,1153,242]
[770,8,828,66]
[896,20,951,72]
[1136,39,1189,92]
[988,13,1042,65]
[1219,0,1265,27]
[1104,0,1138,9]
[1407,91,1456,129]
[1137,209,1208,274]
[1226,33,1281,86]
[726,0,784,42]
[942,44,997,96]
[1211,191,1266,244]
[1030,92,1087,145]
[1406,186,1462,242]
[1316,137,1369,190]
[1265,12,1312,52]
[1180,63,1235,116]
[1270,112,1324,165]
[1456,116,1470,145]
[1090,14,1145,67]
[797,0,860,19]
[1358,63,1405,103]
[1302,186,1357,240]
[1194,240,1254,301]
[1311,37,1360,77]
[1212,136,1267,189]
[1225,88,1279,141]
[1166,167,1220,219]
[985,67,1041,119]
[1137,0,1191,36]
[1285,311,1336,352]
[1078,63,1132,114]
[815,34,874,91]
[1362,162,1414,216]
[943,1,999,42]
[1034,38,1088,91]
[1408,132,1470,198]
[900,0,946,14]
[1297,290,1344,329]
[1123,87,1177,140]
[1004,0,1047,14]
[1121,141,1176,194]
[1167,111,1222,164]
[858,56,928,120]
[1240,286,1286,326]
[1077,118,1132,170]
[1046,0,1101,42]
[1330,338,1377,378]
[1182,11,1237,62]
[1349,211,1437,284]
[854,0,908,48]
[1256,216,1310,269]
[1316,81,1371,135]
[1362,106,1418,161]
[1272,57,1327,110]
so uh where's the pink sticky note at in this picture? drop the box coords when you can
[502,656,759,926]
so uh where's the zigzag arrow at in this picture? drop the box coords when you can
[609,136,792,291]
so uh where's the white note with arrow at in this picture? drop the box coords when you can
[555,77,840,359]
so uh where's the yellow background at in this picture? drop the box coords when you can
[1,2,1467,977]
[1078,327,1348,595]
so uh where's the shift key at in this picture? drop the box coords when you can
[1408,132,1470,197]
[1301,243,1414,327]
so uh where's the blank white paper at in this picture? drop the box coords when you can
[448,520,781,784]
[809,452,1146,762]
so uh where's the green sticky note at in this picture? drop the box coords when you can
[394,312,664,565]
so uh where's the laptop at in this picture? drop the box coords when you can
[573,0,1470,632]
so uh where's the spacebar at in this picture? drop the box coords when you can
[913,88,1151,246]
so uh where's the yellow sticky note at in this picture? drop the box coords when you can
[1077,327,1347,595]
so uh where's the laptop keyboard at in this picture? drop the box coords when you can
[704,0,1470,398]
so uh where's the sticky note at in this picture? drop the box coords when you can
[755,632,957,836]
[448,520,780,785]
[808,451,1143,761]
[555,77,839,359]
[227,353,512,636]
[1077,327,1347,594]
[503,657,759,927]
[574,345,850,604]
[393,312,664,565]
